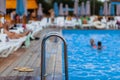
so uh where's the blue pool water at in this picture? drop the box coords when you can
[62,30,120,80]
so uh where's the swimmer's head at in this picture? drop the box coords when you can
[97,41,102,50]
[90,39,95,46]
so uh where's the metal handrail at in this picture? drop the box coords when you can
[41,32,68,80]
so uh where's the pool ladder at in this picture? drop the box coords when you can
[41,32,68,80]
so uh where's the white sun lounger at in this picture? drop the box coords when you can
[0,39,26,58]
[0,43,11,57]
[26,22,42,39]
[0,33,28,57]
[65,19,76,28]
[9,36,27,51]
[56,17,65,27]
[0,34,15,57]
[9,27,24,34]
[40,18,48,28]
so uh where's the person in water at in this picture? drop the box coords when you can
[90,39,103,50]
[97,41,102,50]
[90,39,96,48]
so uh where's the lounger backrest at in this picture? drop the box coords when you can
[115,16,120,21]
[0,29,4,34]
[0,17,6,24]
[0,34,7,42]
[40,18,48,27]
[90,16,96,22]
[78,19,82,25]
[26,24,35,31]
[101,17,107,23]
[71,18,77,23]
[56,17,65,26]
[31,22,42,31]
[65,17,73,24]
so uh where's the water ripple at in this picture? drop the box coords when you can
[63,30,120,80]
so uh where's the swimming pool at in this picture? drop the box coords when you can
[62,30,120,80]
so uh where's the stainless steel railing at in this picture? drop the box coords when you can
[41,32,68,80]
